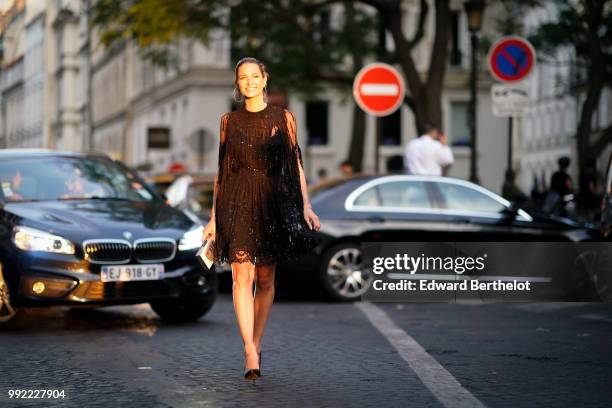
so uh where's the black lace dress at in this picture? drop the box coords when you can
[212,104,319,266]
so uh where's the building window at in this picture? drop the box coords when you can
[448,10,462,67]
[450,101,470,147]
[147,127,171,149]
[381,109,401,145]
[306,100,329,146]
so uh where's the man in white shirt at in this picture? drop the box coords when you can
[404,124,454,176]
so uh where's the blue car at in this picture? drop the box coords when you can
[0,150,217,324]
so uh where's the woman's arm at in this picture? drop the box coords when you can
[297,152,311,211]
[211,113,229,222]
[285,110,320,231]
[284,111,310,210]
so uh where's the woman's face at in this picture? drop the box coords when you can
[236,63,267,100]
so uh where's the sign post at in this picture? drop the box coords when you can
[487,36,536,198]
[487,36,536,84]
[353,63,405,173]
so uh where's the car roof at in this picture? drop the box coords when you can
[0,149,109,160]
[308,173,484,191]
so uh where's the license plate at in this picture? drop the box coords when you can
[100,264,164,282]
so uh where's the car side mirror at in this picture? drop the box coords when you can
[501,203,519,219]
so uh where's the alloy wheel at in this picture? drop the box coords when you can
[325,246,373,299]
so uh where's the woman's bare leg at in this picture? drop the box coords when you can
[231,253,258,369]
[253,263,276,355]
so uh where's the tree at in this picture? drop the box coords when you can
[93,0,456,169]
[225,1,379,171]
[529,0,612,176]
[362,0,450,134]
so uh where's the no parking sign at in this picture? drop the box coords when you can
[487,37,536,83]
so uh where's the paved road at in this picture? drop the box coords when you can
[0,294,611,407]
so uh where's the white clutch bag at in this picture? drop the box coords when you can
[196,239,215,269]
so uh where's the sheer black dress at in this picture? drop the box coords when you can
[212,104,319,266]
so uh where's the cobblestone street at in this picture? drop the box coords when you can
[1,294,611,407]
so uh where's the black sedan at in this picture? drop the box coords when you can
[281,174,601,301]
[0,150,217,324]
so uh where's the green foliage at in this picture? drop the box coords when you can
[92,0,225,71]
[93,0,223,47]
[92,0,379,97]
[226,1,378,96]
[528,0,612,82]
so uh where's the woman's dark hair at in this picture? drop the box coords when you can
[234,57,270,83]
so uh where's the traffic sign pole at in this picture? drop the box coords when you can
[488,36,536,198]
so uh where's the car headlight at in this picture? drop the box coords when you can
[179,225,204,251]
[13,226,75,255]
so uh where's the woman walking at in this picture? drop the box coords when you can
[202,57,321,382]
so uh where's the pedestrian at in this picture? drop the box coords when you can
[404,123,454,176]
[312,167,328,184]
[202,57,321,383]
[340,160,354,177]
[386,155,405,174]
[542,156,575,217]
[550,156,573,196]
[578,158,601,221]
[501,169,528,208]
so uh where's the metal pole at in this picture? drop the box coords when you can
[198,129,205,171]
[507,117,513,172]
[375,118,382,173]
[86,0,94,151]
[0,95,5,149]
[374,13,386,175]
[469,31,479,184]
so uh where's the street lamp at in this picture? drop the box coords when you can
[464,0,485,184]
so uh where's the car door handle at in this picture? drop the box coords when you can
[451,218,472,224]
[367,216,385,223]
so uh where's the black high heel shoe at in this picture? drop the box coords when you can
[243,367,260,382]
[243,351,261,383]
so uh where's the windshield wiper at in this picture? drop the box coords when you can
[88,196,132,201]
[56,196,132,201]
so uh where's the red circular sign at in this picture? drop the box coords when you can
[487,37,536,83]
[353,63,405,117]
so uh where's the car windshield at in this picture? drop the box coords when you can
[0,156,156,203]
[309,178,353,198]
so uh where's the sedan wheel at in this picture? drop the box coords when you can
[0,265,16,323]
[320,243,373,301]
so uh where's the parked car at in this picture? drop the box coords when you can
[145,173,186,196]
[164,174,216,222]
[0,150,217,324]
[573,152,612,302]
[284,174,601,301]
[163,174,231,275]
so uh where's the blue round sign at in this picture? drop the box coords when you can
[488,37,536,83]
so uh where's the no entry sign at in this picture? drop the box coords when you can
[487,37,536,83]
[353,63,405,117]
